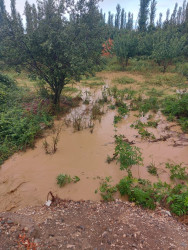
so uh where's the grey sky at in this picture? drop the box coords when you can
[4,0,186,22]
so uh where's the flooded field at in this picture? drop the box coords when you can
[0,71,188,212]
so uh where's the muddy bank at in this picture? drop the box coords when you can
[0,71,188,212]
[0,200,188,249]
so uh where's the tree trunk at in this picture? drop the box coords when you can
[163,64,167,73]
[53,84,63,108]
[126,57,129,66]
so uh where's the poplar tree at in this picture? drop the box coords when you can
[149,0,157,27]
[138,0,151,31]
[120,8,126,29]
[115,4,121,29]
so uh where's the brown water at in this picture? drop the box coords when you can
[0,72,188,212]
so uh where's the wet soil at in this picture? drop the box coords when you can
[0,71,188,212]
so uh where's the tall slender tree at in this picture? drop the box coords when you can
[120,8,126,29]
[115,4,121,29]
[138,0,151,31]
[149,0,157,26]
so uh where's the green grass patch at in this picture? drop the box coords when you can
[82,81,105,87]
[145,74,186,88]
[63,86,79,93]
[113,76,135,85]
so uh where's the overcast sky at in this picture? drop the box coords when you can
[4,0,185,22]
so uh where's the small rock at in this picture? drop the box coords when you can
[102,231,108,238]
[24,227,29,232]
[77,225,85,230]
[67,244,75,249]
[180,242,187,247]
[7,220,13,224]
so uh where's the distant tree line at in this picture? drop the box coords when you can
[100,0,188,73]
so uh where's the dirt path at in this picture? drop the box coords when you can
[0,200,188,249]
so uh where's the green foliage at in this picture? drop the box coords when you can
[114,32,138,69]
[167,189,188,216]
[165,163,188,180]
[117,176,188,215]
[145,74,186,87]
[152,30,186,73]
[162,94,188,132]
[175,62,188,79]
[138,128,155,140]
[0,73,53,165]
[113,76,135,84]
[1,0,105,106]
[57,174,72,187]
[118,105,128,116]
[117,176,156,209]
[99,176,118,201]
[113,115,122,124]
[131,96,159,114]
[114,135,143,175]
[56,174,80,187]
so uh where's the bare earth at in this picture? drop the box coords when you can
[0,200,188,249]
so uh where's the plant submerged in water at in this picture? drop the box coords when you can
[113,135,143,176]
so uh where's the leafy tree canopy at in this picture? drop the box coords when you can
[0,0,105,106]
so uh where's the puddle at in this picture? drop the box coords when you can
[0,71,188,212]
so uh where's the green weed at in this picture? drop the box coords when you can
[98,176,118,201]
[56,174,80,187]
[165,163,188,181]
[147,163,158,176]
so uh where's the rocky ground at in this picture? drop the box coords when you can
[0,200,188,250]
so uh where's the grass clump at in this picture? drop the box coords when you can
[147,163,158,176]
[56,174,80,187]
[113,115,122,124]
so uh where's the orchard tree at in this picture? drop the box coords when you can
[114,31,137,69]
[0,0,105,106]
[152,29,186,72]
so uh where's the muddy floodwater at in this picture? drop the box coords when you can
[0,72,188,212]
